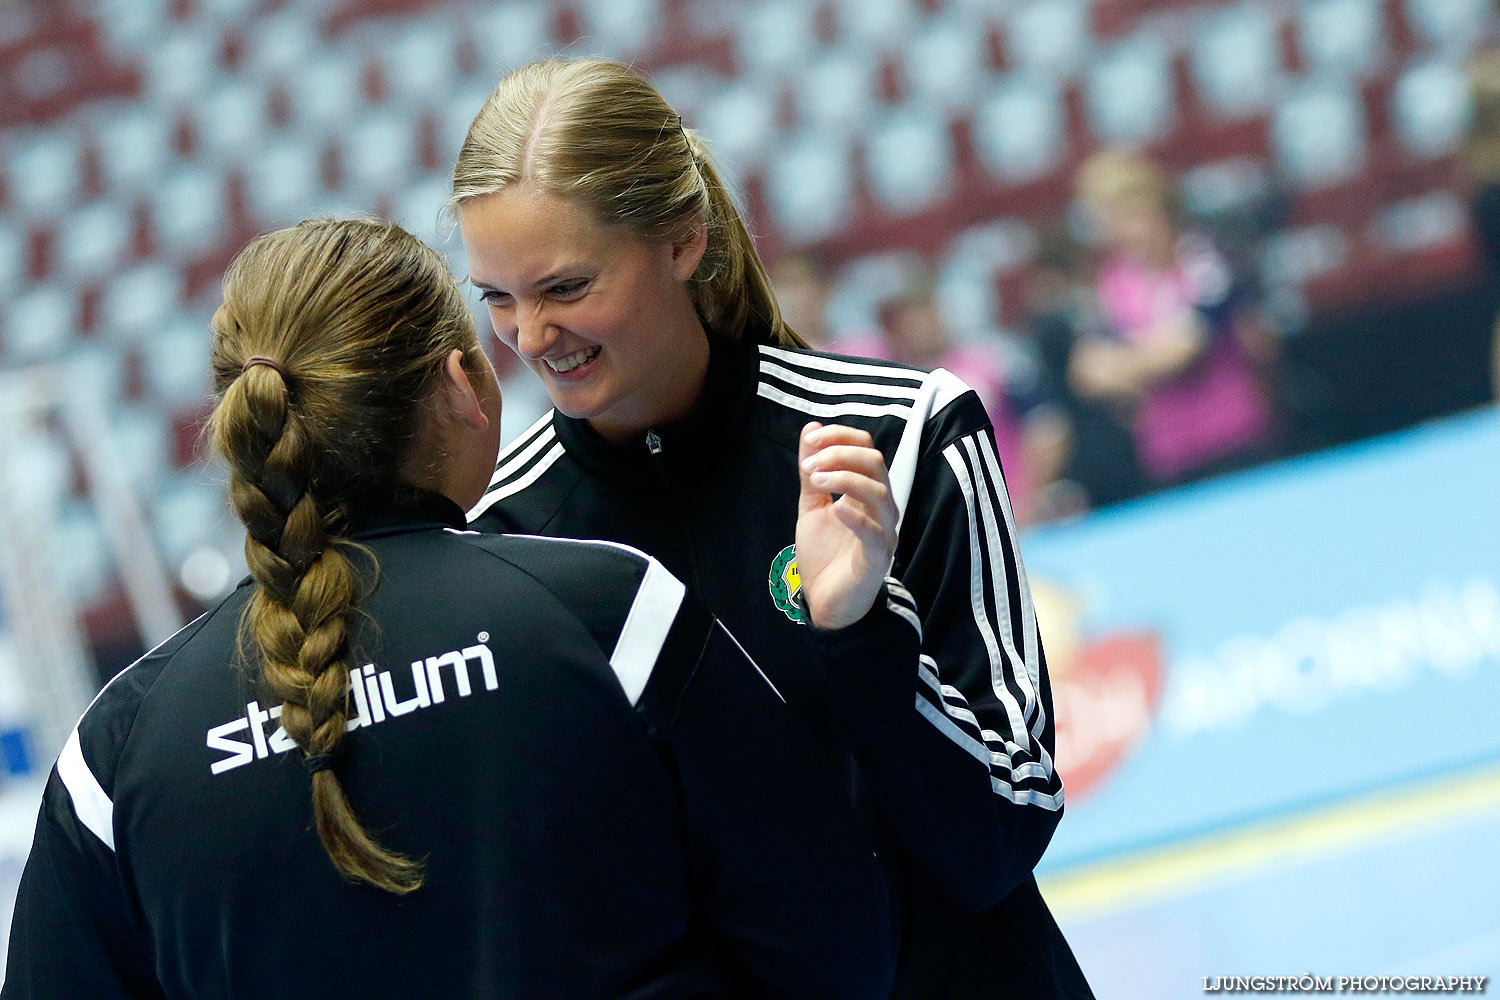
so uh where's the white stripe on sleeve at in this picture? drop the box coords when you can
[57,729,115,851]
[608,557,687,706]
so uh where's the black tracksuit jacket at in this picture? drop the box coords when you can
[2,489,895,999]
[469,337,1094,1000]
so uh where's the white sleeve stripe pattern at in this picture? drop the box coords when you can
[940,435,1059,802]
[494,409,554,464]
[58,729,115,851]
[488,423,557,490]
[609,557,686,707]
[756,383,915,420]
[469,442,566,520]
[759,360,924,402]
[977,433,1044,723]
[959,436,1040,729]
[760,345,925,384]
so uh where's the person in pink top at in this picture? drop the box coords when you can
[1070,151,1275,485]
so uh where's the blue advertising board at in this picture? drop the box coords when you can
[1023,407,1500,873]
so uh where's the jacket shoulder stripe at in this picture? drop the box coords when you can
[57,728,114,850]
[609,557,686,706]
[757,383,914,420]
[495,409,555,465]
[760,345,926,384]
[469,441,566,520]
[760,359,924,402]
[486,423,557,493]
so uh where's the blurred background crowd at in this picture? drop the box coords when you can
[1,0,1498,991]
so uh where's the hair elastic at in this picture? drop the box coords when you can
[303,753,334,775]
[242,355,290,379]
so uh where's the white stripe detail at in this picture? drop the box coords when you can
[960,436,1038,729]
[487,423,557,491]
[941,442,1031,744]
[886,599,922,636]
[759,360,923,402]
[977,432,1044,736]
[757,383,914,420]
[717,622,785,703]
[609,558,686,706]
[494,409,555,465]
[468,442,566,519]
[58,729,115,850]
[760,345,926,384]
[888,367,975,535]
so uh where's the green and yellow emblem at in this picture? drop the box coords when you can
[769,544,808,625]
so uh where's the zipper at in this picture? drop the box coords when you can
[643,429,704,595]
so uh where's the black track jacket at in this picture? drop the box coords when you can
[3,489,895,999]
[468,339,1094,999]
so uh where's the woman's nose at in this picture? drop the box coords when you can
[513,303,556,360]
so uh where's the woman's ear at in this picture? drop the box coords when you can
[670,221,709,282]
[441,349,491,431]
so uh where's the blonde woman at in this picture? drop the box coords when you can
[2,219,895,999]
[455,60,1092,999]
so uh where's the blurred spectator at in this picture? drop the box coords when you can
[768,250,836,349]
[1464,48,1500,402]
[1070,150,1275,487]
[1026,225,1144,512]
[831,276,1067,523]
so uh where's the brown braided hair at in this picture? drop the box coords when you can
[208,218,480,894]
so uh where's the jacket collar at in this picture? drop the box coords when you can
[346,486,469,538]
[552,333,763,482]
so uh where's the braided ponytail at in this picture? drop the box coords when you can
[208,219,479,894]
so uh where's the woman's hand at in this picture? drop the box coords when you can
[795,422,900,631]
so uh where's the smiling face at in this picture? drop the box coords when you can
[457,183,711,442]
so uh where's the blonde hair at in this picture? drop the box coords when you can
[208,218,480,894]
[1076,149,1176,218]
[450,58,804,348]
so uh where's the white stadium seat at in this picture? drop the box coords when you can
[1271,81,1367,188]
[1085,33,1174,145]
[824,250,923,334]
[110,404,172,494]
[91,102,177,197]
[828,0,918,52]
[974,76,1067,184]
[1260,224,1350,286]
[6,129,83,219]
[1404,0,1494,52]
[390,170,456,252]
[735,0,818,78]
[243,138,323,225]
[56,198,133,280]
[1392,58,1473,159]
[1005,0,1091,80]
[4,284,79,364]
[152,478,230,566]
[0,223,22,300]
[904,11,992,112]
[91,0,172,52]
[468,1,556,77]
[381,20,462,109]
[284,46,364,129]
[141,28,221,105]
[194,76,271,162]
[1373,191,1467,253]
[1297,0,1383,79]
[244,6,321,77]
[100,264,185,344]
[939,219,1036,335]
[197,0,261,25]
[578,0,665,59]
[339,112,420,199]
[766,130,854,243]
[54,504,113,607]
[148,164,230,259]
[141,315,214,407]
[440,82,498,162]
[697,77,779,173]
[865,105,955,216]
[795,47,879,137]
[1191,3,1282,119]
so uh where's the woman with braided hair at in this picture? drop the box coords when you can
[2,218,897,999]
